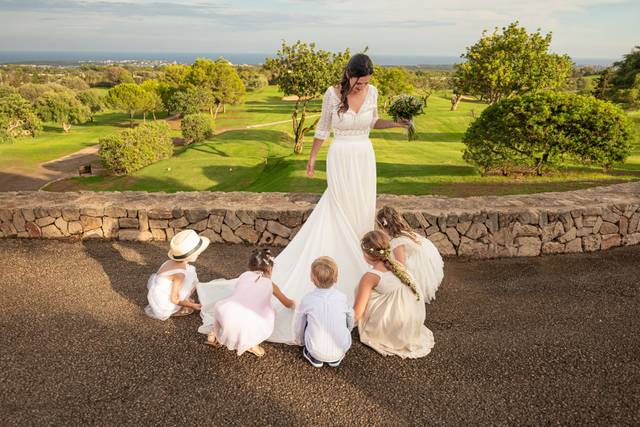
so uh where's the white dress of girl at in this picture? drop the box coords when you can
[198,85,379,343]
[145,263,198,320]
[390,233,444,303]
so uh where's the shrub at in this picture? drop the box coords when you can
[463,91,632,175]
[99,121,173,175]
[180,113,214,144]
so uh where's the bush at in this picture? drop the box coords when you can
[99,121,173,175]
[463,91,632,175]
[180,113,214,144]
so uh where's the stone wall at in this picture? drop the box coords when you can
[1,182,639,258]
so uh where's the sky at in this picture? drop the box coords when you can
[0,0,638,59]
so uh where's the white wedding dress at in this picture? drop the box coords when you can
[198,85,379,344]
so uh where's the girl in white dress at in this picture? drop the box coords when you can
[198,54,410,344]
[376,206,444,303]
[145,230,209,320]
[354,230,434,358]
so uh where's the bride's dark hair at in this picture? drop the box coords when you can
[338,53,374,115]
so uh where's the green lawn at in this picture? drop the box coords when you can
[4,85,637,197]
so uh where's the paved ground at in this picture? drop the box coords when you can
[1,239,639,426]
[0,145,100,191]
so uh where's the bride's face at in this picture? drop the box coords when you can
[349,75,371,94]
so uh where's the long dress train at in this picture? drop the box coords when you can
[198,85,380,344]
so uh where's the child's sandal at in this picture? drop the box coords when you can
[172,307,194,317]
[247,345,266,357]
[205,333,220,347]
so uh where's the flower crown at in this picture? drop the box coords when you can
[362,244,391,258]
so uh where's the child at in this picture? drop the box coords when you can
[376,206,444,303]
[204,249,295,357]
[354,230,434,358]
[294,257,354,368]
[145,229,208,320]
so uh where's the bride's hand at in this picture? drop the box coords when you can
[306,160,315,178]
[396,118,412,129]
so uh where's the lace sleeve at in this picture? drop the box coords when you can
[370,85,379,128]
[314,87,334,140]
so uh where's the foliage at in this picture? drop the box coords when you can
[596,47,640,108]
[0,92,42,140]
[387,95,425,140]
[35,91,89,132]
[453,22,573,104]
[264,40,350,153]
[99,121,173,175]
[463,91,632,175]
[237,66,269,91]
[18,83,69,104]
[58,76,90,92]
[610,46,640,89]
[180,113,215,144]
[185,58,245,117]
[372,66,414,101]
[106,83,148,125]
[106,66,135,85]
[140,79,164,120]
[77,90,105,121]
[169,86,214,116]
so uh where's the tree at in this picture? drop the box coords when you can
[264,41,350,153]
[140,79,164,120]
[0,92,42,141]
[18,83,68,104]
[77,90,105,122]
[185,58,245,118]
[610,46,640,89]
[371,66,414,107]
[107,66,134,85]
[181,113,215,144]
[462,92,632,175]
[106,83,148,126]
[453,22,573,104]
[169,86,214,116]
[58,76,90,92]
[35,91,90,132]
[238,66,269,91]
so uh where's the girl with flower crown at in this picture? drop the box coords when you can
[354,230,434,358]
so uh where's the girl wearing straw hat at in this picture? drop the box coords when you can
[145,230,210,320]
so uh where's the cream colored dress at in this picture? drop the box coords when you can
[358,269,434,358]
[390,233,444,303]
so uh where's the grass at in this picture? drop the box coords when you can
[6,85,639,197]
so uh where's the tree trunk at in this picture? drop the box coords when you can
[129,112,134,127]
[292,108,307,154]
[213,103,222,120]
[450,94,462,111]
[62,122,71,133]
[152,111,157,121]
[143,112,147,122]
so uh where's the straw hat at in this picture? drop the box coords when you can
[168,230,210,262]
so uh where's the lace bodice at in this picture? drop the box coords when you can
[314,85,379,140]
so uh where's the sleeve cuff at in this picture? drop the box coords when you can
[314,130,330,140]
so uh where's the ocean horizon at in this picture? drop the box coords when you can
[0,51,617,67]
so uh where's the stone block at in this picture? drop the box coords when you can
[83,229,104,239]
[80,207,103,217]
[172,208,183,219]
[81,215,102,231]
[273,236,290,247]
[200,229,223,243]
[127,209,137,218]
[25,221,41,237]
[220,224,242,244]
[576,227,594,237]
[267,221,291,238]
[104,206,127,218]
[582,235,601,252]
[235,225,260,244]
[256,210,279,220]
[541,222,563,242]
[119,218,139,229]
[619,216,629,236]
[445,227,460,247]
[68,221,83,235]
[13,210,26,232]
[148,209,173,220]
[560,212,574,230]
[599,222,619,235]
[558,227,577,244]
[565,238,583,253]
[516,237,541,257]
[169,217,189,229]
[35,216,55,227]
[583,216,599,227]
[224,211,243,230]
[486,213,499,234]
[34,208,48,219]
[236,210,256,226]
[279,211,302,228]
[592,217,603,234]
[425,226,440,236]
[48,207,62,218]
[149,219,168,229]
[188,218,208,232]
[630,213,640,234]
[542,241,565,255]
[403,212,421,228]
[514,223,540,237]
[61,208,80,221]
[255,219,267,233]
[456,221,471,236]
[138,211,149,231]
[601,234,621,250]
[0,222,16,237]
[622,233,640,246]
[102,217,119,239]
[54,217,69,235]
[602,210,620,224]
[185,209,209,223]
[208,215,224,233]
[258,231,275,246]
[466,222,487,239]
[41,224,62,238]
[21,208,35,222]
[457,236,488,258]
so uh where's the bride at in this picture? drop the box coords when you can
[197,53,410,343]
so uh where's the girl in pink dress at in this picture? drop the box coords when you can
[201,249,296,357]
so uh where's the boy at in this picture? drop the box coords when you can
[294,257,354,367]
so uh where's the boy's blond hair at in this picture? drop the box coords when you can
[310,256,338,289]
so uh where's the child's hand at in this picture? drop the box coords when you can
[192,303,202,311]
[287,299,296,309]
